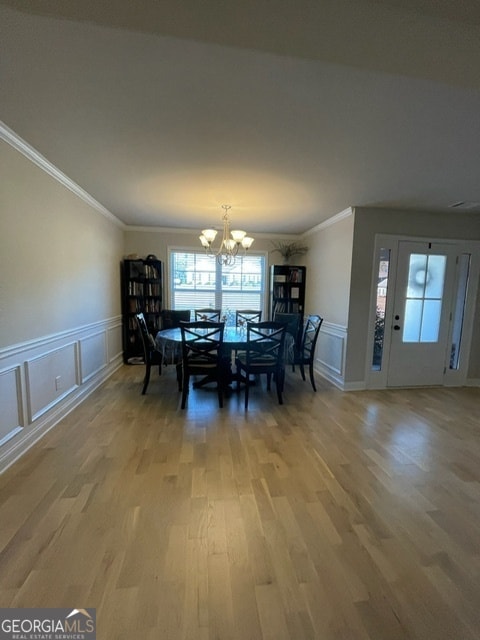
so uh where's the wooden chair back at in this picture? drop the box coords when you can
[236,310,262,327]
[180,321,225,408]
[194,308,222,321]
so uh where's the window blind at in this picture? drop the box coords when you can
[169,250,266,321]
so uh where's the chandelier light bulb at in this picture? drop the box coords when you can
[231,229,247,242]
[202,228,218,243]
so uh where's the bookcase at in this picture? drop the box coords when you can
[121,257,162,363]
[269,264,306,320]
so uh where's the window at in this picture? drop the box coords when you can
[403,253,446,342]
[169,250,267,322]
[372,248,390,370]
[449,253,471,370]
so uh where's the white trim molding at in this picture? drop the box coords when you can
[314,321,348,389]
[0,121,125,229]
[303,207,353,237]
[0,316,123,474]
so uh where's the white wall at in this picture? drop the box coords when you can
[0,141,124,345]
[304,211,354,324]
[0,138,125,471]
[302,210,354,386]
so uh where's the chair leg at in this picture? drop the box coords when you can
[277,388,283,405]
[181,373,189,409]
[176,362,183,391]
[299,363,306,381]
[309,362,317,392]
[244,374,250,409]
[276,369,285,405]
[217,383,224,409]
[266,373,272,391]
[142,363,151,395]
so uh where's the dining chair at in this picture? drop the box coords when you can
[161,309,191,329]
[292,314,323,391]
[273,311,302,365]
[135,312,164,395]
[235,309,262,328]
[194,308,222,321]
[180,321,225,409]
[158,309,191,388]
[235,321,286,409]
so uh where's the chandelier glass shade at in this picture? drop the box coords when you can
[199,204,254,266]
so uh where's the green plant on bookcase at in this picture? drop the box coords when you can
[270,241,309,264]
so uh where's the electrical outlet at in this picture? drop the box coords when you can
[55,375,62,391]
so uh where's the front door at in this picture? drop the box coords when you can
[387,241,457,387]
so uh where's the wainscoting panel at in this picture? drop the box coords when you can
[107,324,123,364]
[80,331,108,383]
[0,317,123,473]
[0,365,23,446]
[314,321,347,389]
[25,342,79,422]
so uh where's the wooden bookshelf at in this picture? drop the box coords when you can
[121,257,162,363]
[269,264,306,330]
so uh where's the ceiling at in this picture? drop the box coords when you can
[2,0,480,234]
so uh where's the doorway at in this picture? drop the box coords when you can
[387,241,457,386]
[368,236,479,388]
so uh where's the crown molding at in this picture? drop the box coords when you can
[1,121,125,229]
[302,207,353,236]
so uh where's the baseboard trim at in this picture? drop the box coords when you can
[314,362,345,390]
[466,378,480,387]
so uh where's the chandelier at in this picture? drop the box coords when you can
[199,204,254,266]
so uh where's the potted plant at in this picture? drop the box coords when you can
[270,241,309,264]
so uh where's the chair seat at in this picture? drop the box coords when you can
[236,355,277,367]
[187,362,218,369]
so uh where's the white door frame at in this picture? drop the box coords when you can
[365,234,480,389]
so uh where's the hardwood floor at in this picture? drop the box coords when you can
[1,365,480,639]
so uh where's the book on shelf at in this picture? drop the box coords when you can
[144,264,159,279]
[128,298,142,312]
[289,268,302,283]
[128,281,143,295]
[273,301,287,314]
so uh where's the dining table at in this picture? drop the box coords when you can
[155,324,294,391]
[155,325,250,389]
[156,324,249,355]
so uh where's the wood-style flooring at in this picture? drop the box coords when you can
[0,365,479,639]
